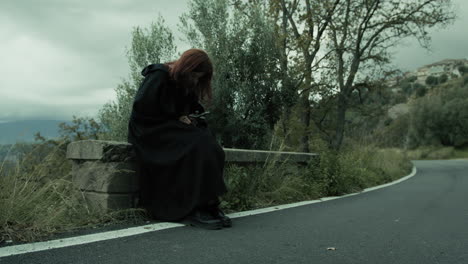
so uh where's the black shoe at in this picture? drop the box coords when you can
[211,208,232,228]
[184,210,223,230]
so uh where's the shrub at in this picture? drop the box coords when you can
[406,146,455,160]
[221,157,325,212]
[408,82,468,148]
[407,76,417,83]
[413,83,427,97]
[312,146,412,196]
[373,114,410,148]
[459,65,468,75]
[221,145,412,211]
[425,75,438,86]
[401,82,413,95]
[439,74,448,84]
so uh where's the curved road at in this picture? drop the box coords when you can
[2,160,468,264]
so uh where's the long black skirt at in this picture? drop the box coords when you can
[130,120,227,221]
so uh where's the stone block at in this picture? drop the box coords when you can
[81,191,137,211]
[66,140,135,162]
[72,161,138,193]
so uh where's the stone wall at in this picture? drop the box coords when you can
[66,140,318,212]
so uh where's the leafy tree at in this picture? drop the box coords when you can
[56,116,103,142]
[401,82,413,95]
[409,82,468,147]
[439,74,448,84]
[180,0,285,149]
[322,0,454,150]
[425,75,438,86]
[249,0,454,151]
[268,0,341,152]
[407,76,417,83]
[458,65,468,75]
[98,16,177,141]
[373,113,410,148]
[413,83,427,97]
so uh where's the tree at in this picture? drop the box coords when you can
[409,81,468,148]
[458,65,468,75]
[56,116,104,142]
[439,74,448,84]
[413,83,427,97]
[180,0,285,149]
[407,76,417,83]
[425,75,438,86]
[323,0,454,150]
[267,0,341,152]
[98,16,177,141]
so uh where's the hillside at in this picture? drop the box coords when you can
[373,72,468,149]
[0,120,67,145]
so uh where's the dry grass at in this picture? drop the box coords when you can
[406,146,468,160]
[0,142,146,243]
[221,144,412,212]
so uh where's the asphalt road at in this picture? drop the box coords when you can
[2,160,467,264]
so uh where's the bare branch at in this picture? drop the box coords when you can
[280,0,301,40]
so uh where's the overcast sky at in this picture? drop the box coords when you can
[0,0,467,123]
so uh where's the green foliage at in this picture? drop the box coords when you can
[398,80,426,97]
[439,74,448,84]
[390,92,408,105]
[407,76,418,83]
[425,75,439,86]
[56,116,104,142]
[407,146,455,160]
[318,0,454,150]
[373,114,411,148]
[414,83,427,97]
[98,16,177,142]
[315,147,412,196]
[220,142,412,212]
[458,65,468,75]
[408,80,468,148]
[181,0,284,149]
[406,146,468,160]
[425,74,448,87]
[401,82,413,95]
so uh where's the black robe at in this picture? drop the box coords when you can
[127,64,227,221]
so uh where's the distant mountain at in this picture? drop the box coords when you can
[0,120,68,145]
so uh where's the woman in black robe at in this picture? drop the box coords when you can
[127,49,231,229]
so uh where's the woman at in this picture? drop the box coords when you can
[127,49,231,229]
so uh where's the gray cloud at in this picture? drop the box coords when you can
[391,0,468,71]
[0,0,190,122]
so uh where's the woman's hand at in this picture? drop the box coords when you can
[179,115,192,125]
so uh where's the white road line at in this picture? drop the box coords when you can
[0,166,417,258]
[0,222,184,258]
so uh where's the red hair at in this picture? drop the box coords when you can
[166,49,213,103]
